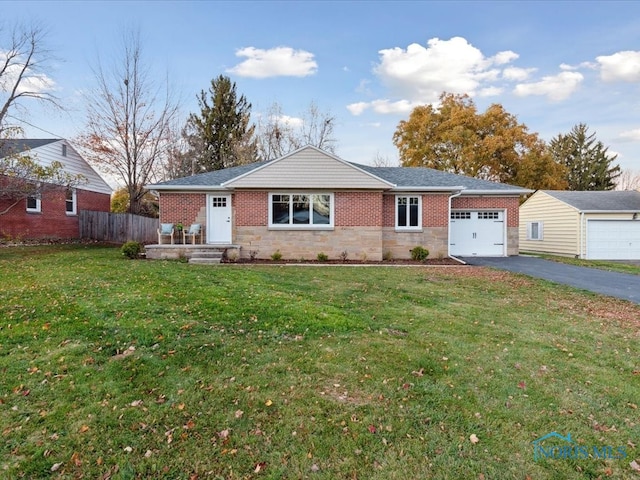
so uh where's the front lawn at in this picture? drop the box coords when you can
[1,246,638,479]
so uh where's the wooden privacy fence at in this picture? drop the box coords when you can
[80,210,159,244]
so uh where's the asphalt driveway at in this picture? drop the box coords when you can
[461,256,640,304]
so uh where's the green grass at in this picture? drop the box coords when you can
[1,245,639,479]
[522,251,640,275]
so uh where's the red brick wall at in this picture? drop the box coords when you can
[335,192,382,227]
[0,187,111,240]
[158,192,207,225]
[235,191,268,226]
[452,196,520,227]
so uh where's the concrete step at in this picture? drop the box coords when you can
[188,257,222,265]
[190,251,223,259]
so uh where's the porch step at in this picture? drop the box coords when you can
[188,251,223,265]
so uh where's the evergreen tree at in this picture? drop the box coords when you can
[185,75,257,172]
[549,123,620,190]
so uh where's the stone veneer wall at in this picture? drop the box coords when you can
[235,226,383,261]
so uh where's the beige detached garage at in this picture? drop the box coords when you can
[519,190,640,260]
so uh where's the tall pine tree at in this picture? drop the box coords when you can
[184,75,256,172]
[549,123,620,190]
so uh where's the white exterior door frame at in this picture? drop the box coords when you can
[206,194,232,244]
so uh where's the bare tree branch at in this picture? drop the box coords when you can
[76,28,180,214]
[0,22,61,135]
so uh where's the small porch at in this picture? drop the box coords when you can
[145,244,241,264]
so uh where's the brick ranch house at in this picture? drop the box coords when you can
[0,139,112,241]
[147,146,531,261]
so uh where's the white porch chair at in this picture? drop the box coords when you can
[183,223,202,244]
[157,223,175,244]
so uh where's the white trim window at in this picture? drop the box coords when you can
[65,188,77,215]
[396,195,421,230]
[26,192,41,213]
[527,221,543,240]
[269,193,334,229]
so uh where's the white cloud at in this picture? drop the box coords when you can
[347,99,422,116]
[348,37,524,116]
[0,51,56,94]
[503,66,536,81]
[227,46,317,78]
[514,71,583,101]
[478,86,503,97]
[619,128,640,141]
[596,50,640,82]
[346,102,369,116]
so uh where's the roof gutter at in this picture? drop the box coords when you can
[461,189,533,195]
[390,186,466,192]
[145,184,231,192]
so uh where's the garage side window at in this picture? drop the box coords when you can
[396,195,421,230]
[269,193,333,228]
[527,221,543,240]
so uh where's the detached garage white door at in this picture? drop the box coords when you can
[587,220,640,259]
[450,210,505,256]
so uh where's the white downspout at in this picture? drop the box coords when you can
[580,211,585,259]
[448,190,463,261]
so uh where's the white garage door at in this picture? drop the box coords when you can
[450,210,505,256]
[587,220,640,260]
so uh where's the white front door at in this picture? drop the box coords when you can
[450,210,505,256]
[207,194,232,243]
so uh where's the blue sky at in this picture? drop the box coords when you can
[4,0,640,176]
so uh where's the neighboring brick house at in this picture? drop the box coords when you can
[0,139,112,240]
[148,146,530,260]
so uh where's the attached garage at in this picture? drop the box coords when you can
[450,210,506,256]
[520,190,640,260]
[587,220,640,260]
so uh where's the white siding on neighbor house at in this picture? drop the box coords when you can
[519,191,580,256]
[225,147,392,190]
[25,141,113,195]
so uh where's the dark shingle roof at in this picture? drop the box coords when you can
[0,139,59,157]
[152,159,529,193]
[155,160,271,187]
[355,164,528,191]
[543,190,640,211]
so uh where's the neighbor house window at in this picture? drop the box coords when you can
[65,188,77,215]
[62,144,67,157]
[527,221,543,240]
[269,193,333,228]
[26,192,41,213]
[396,195,421,230]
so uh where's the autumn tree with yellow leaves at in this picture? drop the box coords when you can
[393,93,567,190]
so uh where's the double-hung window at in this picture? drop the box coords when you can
[396,195,421,230]
[26,192,41,213]
[65,188,77,215]
[527,221,543,240]
[269,193,333,228]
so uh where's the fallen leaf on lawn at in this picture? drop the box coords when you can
[130,400,143,407]
[123,446,132,453]
[184,420,195,429]
[177,403,185,410]
[218,429,230,439]
[71,451,82,466]
[311,464,320,472]
[79,425,89,433]
[627,403,638,409]
[145,450,153,458]
[470,434,479,444]
[235,409,244,418]
[254,462,266,473]
[630,460,640,472]
[517,381,526,389]
[51,463,63,472]
[368,425,377,433]
[412,368,424,377]
[265,399,273,406]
